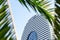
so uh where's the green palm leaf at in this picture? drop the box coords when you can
[0,0,16,40]
[54,0,60,40]
[0,0,4,5]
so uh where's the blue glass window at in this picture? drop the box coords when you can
[27,31,37,40]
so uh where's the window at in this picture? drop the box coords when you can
[27,31,37,40]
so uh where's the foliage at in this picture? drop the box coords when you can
[54,0,60,40]
[0,0,16,40]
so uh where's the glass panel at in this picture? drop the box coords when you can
[27,31,37,40]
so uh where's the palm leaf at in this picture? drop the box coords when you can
[0,0,4,5]
[56,0,60,4]
[0,0,16,40]
[54,0,60,40]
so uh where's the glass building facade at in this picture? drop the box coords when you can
[27,31,37,40]
[21,15,54,40]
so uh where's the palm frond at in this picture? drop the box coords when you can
[54,0,60,40]
[56,0,60,4]
[0,0,16,40]
[0,0,4,5]
[19,0,54,24]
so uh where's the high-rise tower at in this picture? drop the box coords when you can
[21,15,54,40]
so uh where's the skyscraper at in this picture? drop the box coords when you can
[21,15,54,40]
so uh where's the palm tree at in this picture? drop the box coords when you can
[19,0,60,40]
[0,0,17,40]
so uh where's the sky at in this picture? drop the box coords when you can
[10,0,36,40]
[9,0,54,40]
